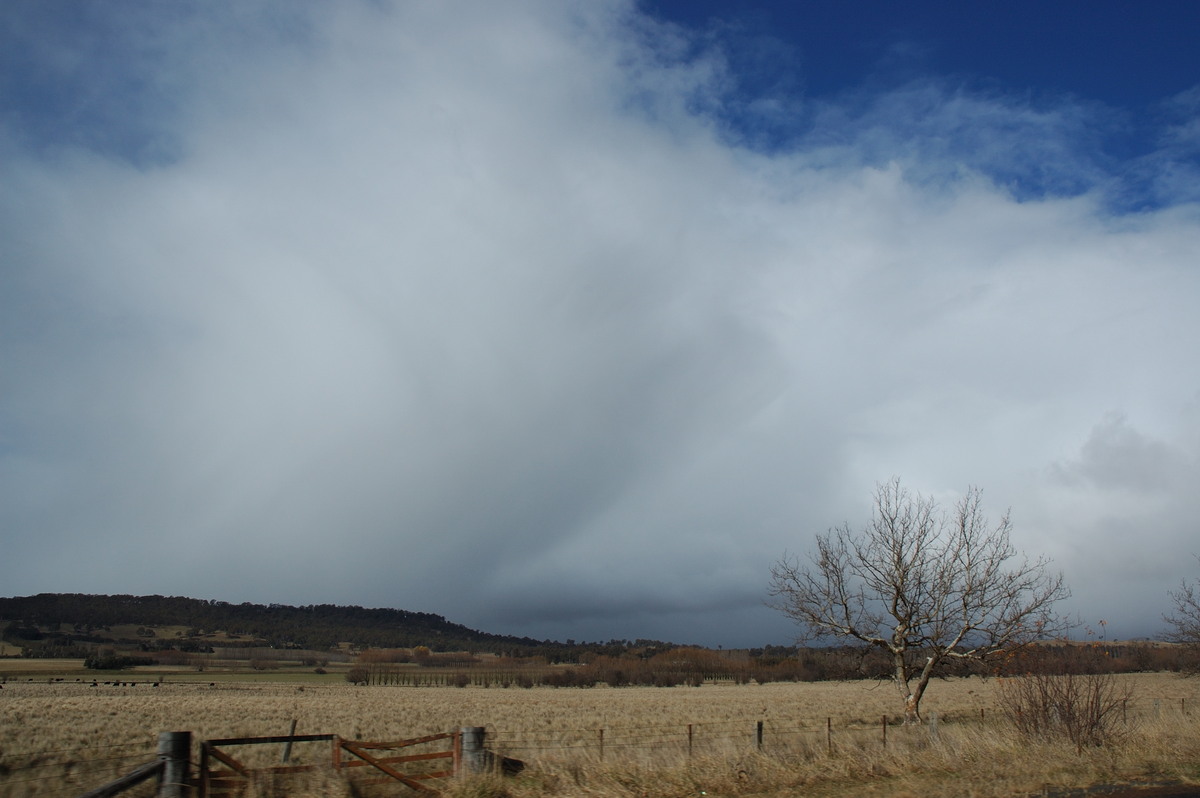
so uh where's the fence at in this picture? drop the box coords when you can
[21,716,908,798]
[78,733,189,798]
[1,693,1192,798]
[198,730,468,796]
[485,714,909,765]
[55,728,489,798]
[199,733,335,797]
[482,698,1189,766]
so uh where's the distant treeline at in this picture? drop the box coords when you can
[0,593,678,658]
[343,641,1197,689]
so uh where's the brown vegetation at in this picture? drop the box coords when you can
[2,672,1200,798]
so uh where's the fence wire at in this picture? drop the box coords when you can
[1,749,159,798]
[1,691,1192,796]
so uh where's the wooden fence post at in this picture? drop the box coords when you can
[598,728,604,761]
[282,719,297,763]
[460,727,487,775]
[157,731,190,798]
[826,718,832,753]
[756,721,764,751]
[198,742,209,798]
[687,724,693,759]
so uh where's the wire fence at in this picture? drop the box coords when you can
[0,692,1193,797]
[483,695,1194,767]
[486,714,896,764]
[1,743,158,798]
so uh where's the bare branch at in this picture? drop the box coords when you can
[768,478,1070,723]
[1165,557,1200,672]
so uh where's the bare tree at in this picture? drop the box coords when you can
[769,478,1069,723]
[1165,559,1200,673]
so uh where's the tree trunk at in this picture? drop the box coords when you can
[904,656,939,725]
[893,651,922,724]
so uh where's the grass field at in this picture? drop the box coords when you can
[2,672,1199,798]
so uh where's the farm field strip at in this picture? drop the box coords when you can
[3,674,1197,759]
[2,674,1199,798]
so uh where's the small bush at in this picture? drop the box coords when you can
[998,670,1131,748]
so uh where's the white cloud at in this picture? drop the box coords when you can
[1,0,1198,645]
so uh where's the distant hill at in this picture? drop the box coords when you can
[0,593,552,653]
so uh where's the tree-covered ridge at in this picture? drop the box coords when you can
[0,593,551,652]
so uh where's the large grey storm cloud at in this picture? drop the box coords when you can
[2,1,1198,646]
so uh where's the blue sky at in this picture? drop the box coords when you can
[651,1,1200,109]
[647,1,1200,208]
[1,1,1198,648]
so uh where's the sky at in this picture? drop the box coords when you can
[1,1,1198,649]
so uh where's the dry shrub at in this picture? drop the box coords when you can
[997,670,1132,748]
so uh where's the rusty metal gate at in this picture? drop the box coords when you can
[198,730,461,796]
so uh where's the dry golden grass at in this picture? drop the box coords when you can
[2,673,1199,797]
